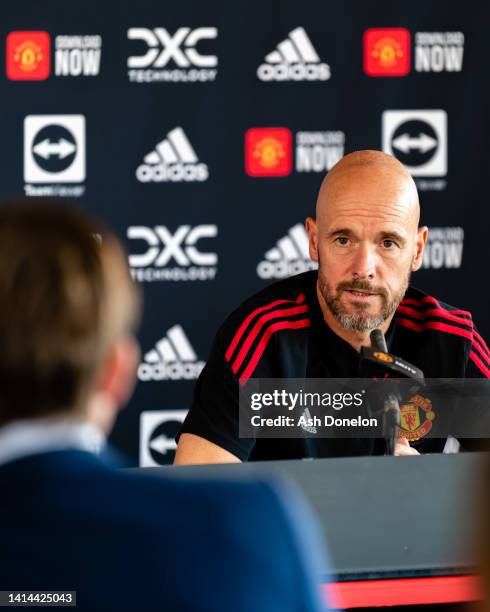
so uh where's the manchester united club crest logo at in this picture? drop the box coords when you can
[371,37,405,69]
[398,394,436,441]
[245,127,292,177]
[373,351,394,363]
[253,137,286,168]
[6,31,51,80]
[363,28,411,77]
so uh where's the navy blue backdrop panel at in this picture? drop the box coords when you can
[1,0,488,465]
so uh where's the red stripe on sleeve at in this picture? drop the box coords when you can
[397,317,473,341]
[471,340,490,368]
[473,330,490,361]
[401,296,471,318]
[401,296,441,307]
[469,350,490,378]
[231,304,309,374]
[224,293,305,362]
[397,305,474,329]
[239,319,311,384]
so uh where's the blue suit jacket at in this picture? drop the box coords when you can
[0,450,329,611]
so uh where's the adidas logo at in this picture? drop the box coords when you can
[136,126,208,183]
[257,223,318,279]
[257,27,330,82]
[138,325,205,381]
[299,408,318,434]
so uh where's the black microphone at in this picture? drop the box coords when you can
[370,328,388,353]
[360,331,424,382]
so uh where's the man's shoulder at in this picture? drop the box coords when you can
[228,271,317,318]
[396,287,476,358]
[395,288,490,378]
[402,286,472,315]
[397,286,474,334]
[216,271,316,347]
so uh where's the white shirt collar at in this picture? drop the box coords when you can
[0,417,106,467]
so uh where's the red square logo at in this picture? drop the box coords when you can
[7,31,51,80]
[364,28,410,76]
[245,128,292,177]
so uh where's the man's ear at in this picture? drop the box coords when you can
[412,226,429,272]
[86,336,140,433]
[305,217,319,262]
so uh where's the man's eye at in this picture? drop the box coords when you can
[336,237,350,246]
[382,239,397,249]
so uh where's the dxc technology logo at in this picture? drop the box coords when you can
[127,27,218,82]
[128,225,218,282]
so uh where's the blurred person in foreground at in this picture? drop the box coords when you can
[175,150,490,465]
[0,201,329,612]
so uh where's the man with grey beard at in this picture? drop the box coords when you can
[307,150,418,346]
[175,150,490,464]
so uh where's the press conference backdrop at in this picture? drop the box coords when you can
[2,0,488,465]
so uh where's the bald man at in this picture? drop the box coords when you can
[175,150,490,464]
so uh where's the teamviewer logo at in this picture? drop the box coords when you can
[139,410,188,466]
[24,114,85,183]
[382,110,447,177]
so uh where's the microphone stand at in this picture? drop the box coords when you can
[360,329,423,456]
[368,329,401,456]
[383,394,401,456]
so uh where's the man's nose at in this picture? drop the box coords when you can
[351,243,376,279]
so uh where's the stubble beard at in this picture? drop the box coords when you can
[318,269,411,333]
